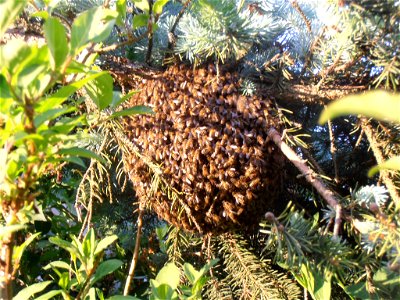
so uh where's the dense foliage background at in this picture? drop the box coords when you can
[0,0,399,299]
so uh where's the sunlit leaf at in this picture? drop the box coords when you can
[91,259,123,284]
[44,17,69,70]
[116,0,127,26]
[35,290,63,300]
[155,262,180,290]
[319,91,400,124]
[132,14,149,29]
[0,224,26,238]
[70,7,118,55]
[84,72,114,110]
[13,281,52,300]
[94,235,118,255]
[58,147,107,165]
[368,156,400,177]
[132,0,150,13]
[153,0,170,15]
[0,0,27,37]
[110,105,153,119]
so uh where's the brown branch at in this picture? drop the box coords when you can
[268,127,339,208]
[325,106,339,184]
[124,205,145,295]
[96,30,148,54]
[290,0,312,33]
[361,118,400,205]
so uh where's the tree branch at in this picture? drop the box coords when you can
[124,205,145,295]
[268,127,339,208]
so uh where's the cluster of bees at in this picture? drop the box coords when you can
[123,64,284,233]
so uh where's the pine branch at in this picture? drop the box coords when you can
[219,233,301,300]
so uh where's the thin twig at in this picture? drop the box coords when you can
[290,0,312,33]
[268,127,339,208]
[325,105,339,183]
[145,0,154,65]
[123,204,145,295]
[96,31,148,54]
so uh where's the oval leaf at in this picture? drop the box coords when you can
[92,259,123,284]
[13,281,52,300]
[368,156,400,177]
[58,147,107,165]
[0,0,27,37]
[155,262,180,290]
[110,105,154,119]
[84,72,114,110]
[44,17,69,70]
[319,91,400,124]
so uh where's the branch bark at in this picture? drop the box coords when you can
[124,205,145,296]
[268,127,339,209]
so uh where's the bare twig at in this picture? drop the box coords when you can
[268,127,339,208]
[290,0,312,33]
[124,204,145,295]
[96,31,148,54]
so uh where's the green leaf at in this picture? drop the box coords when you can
[184,263,200,284]
[150,281,178,300]
[92,259,123,284]
[95,235,118,255]
[13,281,52,300]
[116,0,127,26]
[35,290,63,300]
[49,236,81,260]
[58,272,70,290]
[84,72,114,110]
[153,0,170,15]
[319,91,400,124]
[37,71,108,113]
[0,224,26,238]
[368,156,400,177]
[70,7,118,55]
[13,232,41,266]
[110,105,154,119]
[132,14,149,29]
[58,147,107,165]
[0,39,31,74]
[44,260,73,272]
[292,263,331,300]
[0,0,27,37]
[106,296,142,300]
[34,106,75,128]
[44,17,69,70]
[110,89,139,108]
[133,0,150,13]
[155,262,180,290]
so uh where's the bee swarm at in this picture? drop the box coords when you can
[123,64,284,233]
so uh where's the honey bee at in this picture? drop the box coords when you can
[202,165,209,177]
[249,177,261,189]
[226,167,237,178]
[205,182,213,194]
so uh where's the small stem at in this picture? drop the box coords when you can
[145,0,154,65]
[123,205,145,295]
[325,106,339,184]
